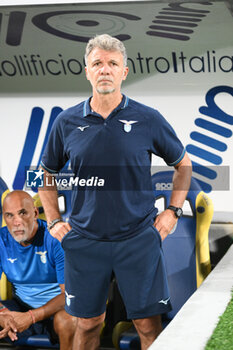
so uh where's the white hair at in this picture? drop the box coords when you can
[85,34,127,66]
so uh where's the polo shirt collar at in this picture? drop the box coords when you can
[83,94,129,118]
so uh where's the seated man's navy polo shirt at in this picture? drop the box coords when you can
[41,95,185,241]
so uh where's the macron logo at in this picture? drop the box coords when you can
[158,298,170,305]
[65,291,75,306]
[77,125,89,132]
[7,258,17,263]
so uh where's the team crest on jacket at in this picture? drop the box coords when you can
[36,251,47,264]
[119,120,138,133]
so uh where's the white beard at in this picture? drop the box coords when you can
[96,86,115,94]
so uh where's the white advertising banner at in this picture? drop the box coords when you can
[0,0,232,220]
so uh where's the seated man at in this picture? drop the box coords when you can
[0,190,76,349]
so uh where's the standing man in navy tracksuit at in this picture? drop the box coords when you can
[39,34,192,350]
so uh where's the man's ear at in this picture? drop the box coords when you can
[85,66,90,81]
[34,207,39,220]
[123,66,129,81]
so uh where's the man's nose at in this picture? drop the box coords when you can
[100,64,110,74]
[13,216,22,226]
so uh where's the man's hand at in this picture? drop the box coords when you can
[154,210,178,241]
[0,313,18,341]
[4,311,33,334]
[49,221,72,242]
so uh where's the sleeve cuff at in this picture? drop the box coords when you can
[40,161,58,174]
[167,148,186,166]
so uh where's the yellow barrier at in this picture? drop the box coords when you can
[195,191,214,288]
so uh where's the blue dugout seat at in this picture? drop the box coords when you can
[113,171,213,350]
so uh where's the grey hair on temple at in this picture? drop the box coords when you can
[85,34,128,66]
